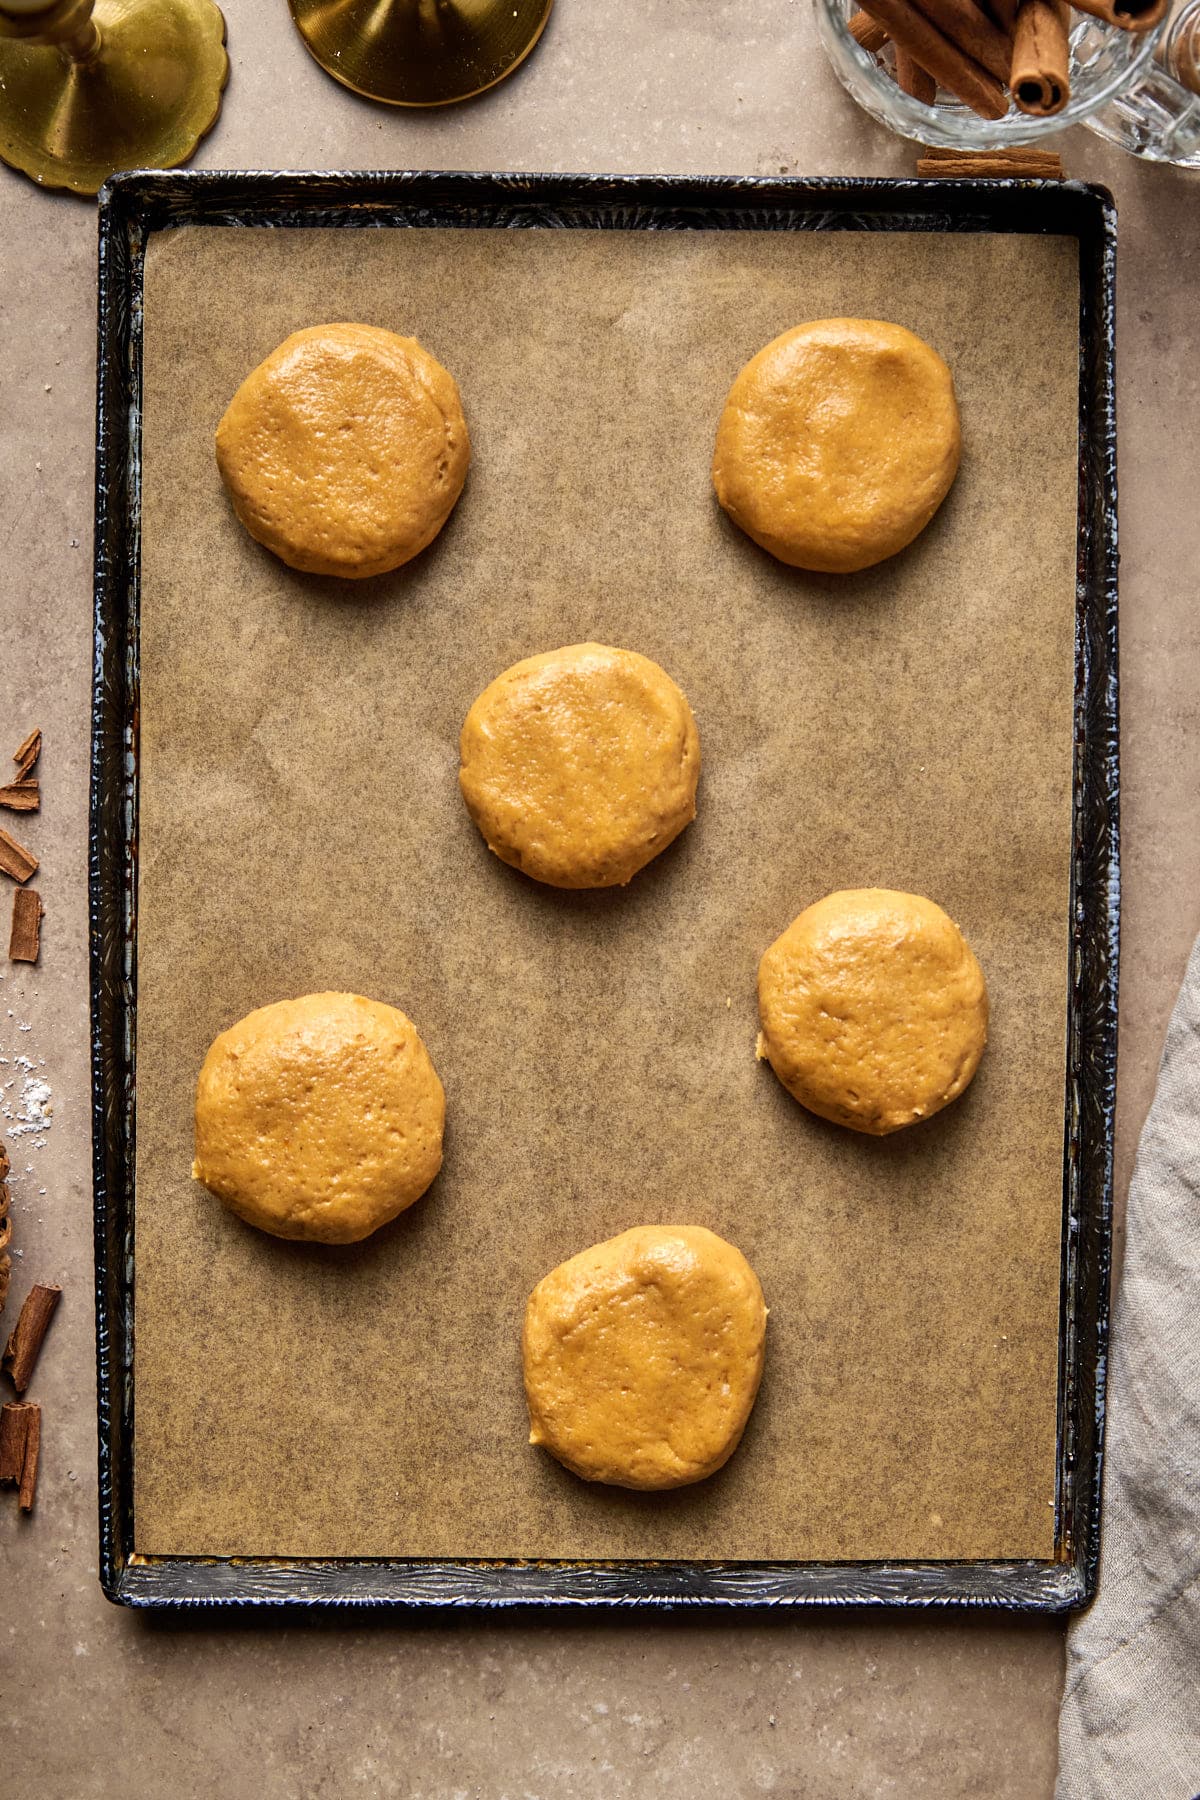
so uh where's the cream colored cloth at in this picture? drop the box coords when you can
[1057,937,1200,1799]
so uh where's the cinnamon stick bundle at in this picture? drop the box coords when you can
[858,0,1157,122]
[0,828,38,885]
[1069,0,1167,28]
[0,1401,40,1510]
[9,888,43,963]
[1011,0,1072,113]
[855,0,1009,115]
[3,1283,61,1392]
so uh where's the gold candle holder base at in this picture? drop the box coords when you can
[288,0,554,107]
[0,0,228,196]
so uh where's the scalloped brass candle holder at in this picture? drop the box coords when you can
[0,0,228,196]
[288,0,554,107]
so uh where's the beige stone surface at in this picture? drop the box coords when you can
[1,0,1198,1793]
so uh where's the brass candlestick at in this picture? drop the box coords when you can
[0,0,228,196]
[288,0,554,107]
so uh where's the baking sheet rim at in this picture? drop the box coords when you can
[89,168,1118,1610]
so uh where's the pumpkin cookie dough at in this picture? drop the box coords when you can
[459,642,701,889]
[757,889,988,1135]
[215,323,470,578]
[193,992,444,1243]
[522,1225,767,1490]
[712,318,960,573]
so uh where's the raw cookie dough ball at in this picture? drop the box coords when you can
[459,642,701,889]
[215,323,470,578]
[193,992,445,1243]
[522,1225,768,1490]
[757,889,988,1135]
[712,318,960,573]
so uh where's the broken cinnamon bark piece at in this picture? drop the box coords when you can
[0,828,38,884]
[9,888,42,963]
[12,730,41,779]
[0,781,39,813]
[3,1283,61,1392]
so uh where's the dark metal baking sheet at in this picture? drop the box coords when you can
[91,169,1118,1611]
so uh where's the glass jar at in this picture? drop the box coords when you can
[815,0,1163,147]
[1082,0,1200,162]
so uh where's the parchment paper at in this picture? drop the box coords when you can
[134,223,1078,1560]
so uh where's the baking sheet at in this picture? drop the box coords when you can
[133,221,1078,1562]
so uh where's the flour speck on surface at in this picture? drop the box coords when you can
[4,1056,55,1140]
[0,1008,57,1202]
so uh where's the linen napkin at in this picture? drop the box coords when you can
[1057,934,1200,1798]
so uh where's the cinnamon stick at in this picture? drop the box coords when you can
[918,149,1064,175]
[906,0,1015,80]
[919,142,1062,163]
[986,0,1021,24]
[9,888,42,964]
[12,730,41,779]
[1069,0,1167,28]
[1011,0,1071,112]
[0,780,39,813]
[895,46,938,99]
[0,1400,30,1482]
[858,0,1009,116]
[849,8,890,51]
[17,1402,39,1511]
[0,828,37,885]
[3,1283,61,1392]
[0,1397,38,1501]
